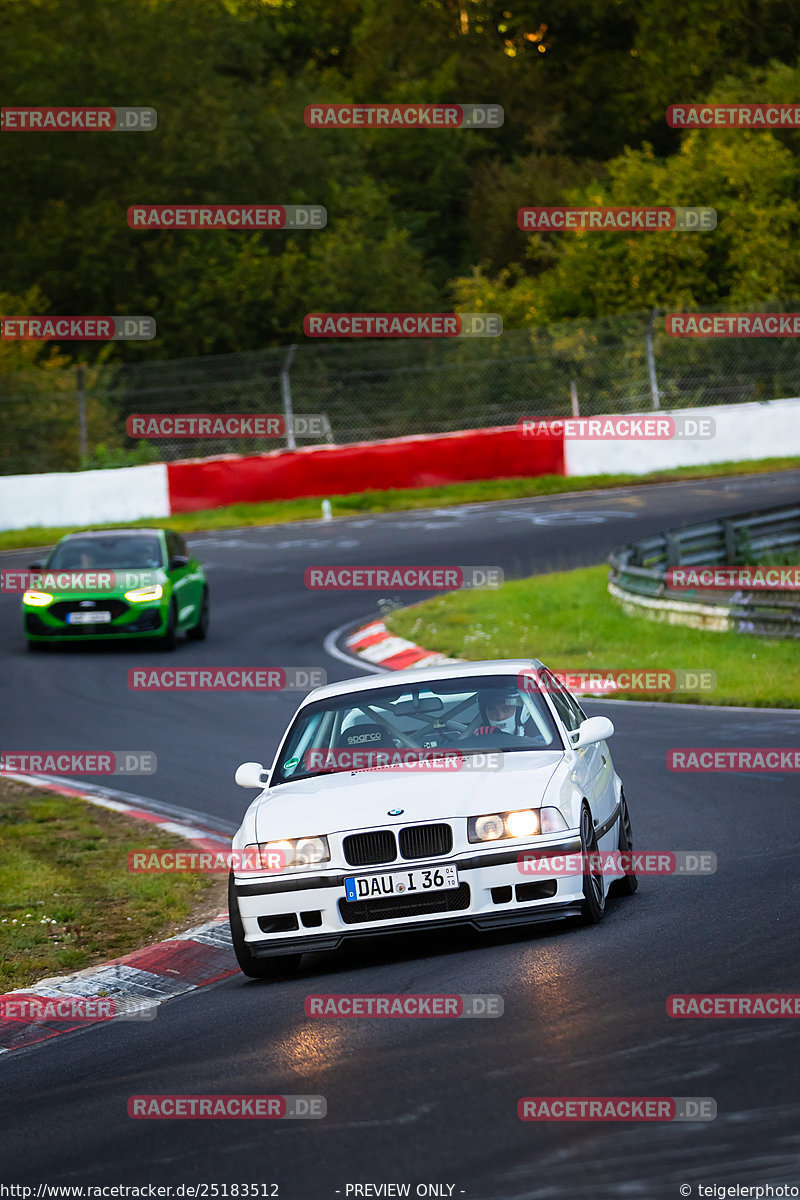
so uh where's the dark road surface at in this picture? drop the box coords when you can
[1,471,798,1200]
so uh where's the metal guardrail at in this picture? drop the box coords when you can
[608,504,800,638]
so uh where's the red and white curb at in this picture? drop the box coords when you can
[345,620,462,671]
[0,775,238,1055]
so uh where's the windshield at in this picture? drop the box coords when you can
[273,674,562,784]
[48,535,165,570]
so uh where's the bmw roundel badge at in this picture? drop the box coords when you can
[388,809,404,816]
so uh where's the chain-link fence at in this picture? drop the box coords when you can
[3,309,800,474]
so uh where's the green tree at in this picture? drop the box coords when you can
[452,61,800,324]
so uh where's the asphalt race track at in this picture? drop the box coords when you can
[1,471,799,1199]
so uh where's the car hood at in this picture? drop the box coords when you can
[253,750,565,841]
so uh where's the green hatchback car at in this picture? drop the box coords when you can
[23,528,209,650]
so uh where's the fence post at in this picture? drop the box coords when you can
[570,380,580,417]
[646,309,660,409]
[723,519,737,564]
[281,344,297,450]
[77,363,88,461]
[321,412,335,444]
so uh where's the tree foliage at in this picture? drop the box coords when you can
[1,0,799,365]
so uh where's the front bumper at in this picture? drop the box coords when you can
[233,836,584,959]
[25,605,167,640]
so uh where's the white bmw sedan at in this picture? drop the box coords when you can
[228,660,636,978]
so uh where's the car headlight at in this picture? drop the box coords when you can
[247,835,330,871]
[23,591,53,607]
[540,807,569,834]
[472,814,506,842]
[468,808,567,843]
[124,584,164,603]
[505,809,541,838]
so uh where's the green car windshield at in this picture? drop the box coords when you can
[48,536,165,570]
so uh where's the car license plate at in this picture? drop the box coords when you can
[344,864,459,902]
[66,611,112,624]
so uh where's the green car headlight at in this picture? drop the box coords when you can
[23,590,53,607]
[124,584,164,603]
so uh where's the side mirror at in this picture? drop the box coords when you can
[169,554,190,569]
[235,761,270,789]
[570,715,615,748]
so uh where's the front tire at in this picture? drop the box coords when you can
[186,587,209,641]
[228,874,302,980]
[158,600,177,651]
[609,790,638,896]
[579,803,606,924]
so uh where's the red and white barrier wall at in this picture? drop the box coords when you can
[0,462,170,532]
[563,397,800,476]
[164,425,563,514]
[2,398,798,531]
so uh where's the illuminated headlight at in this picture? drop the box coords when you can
[23,591,53,607]
[124,584,163,603]
[505,809,541,838]
[468,808,566,843]
[247,835,330,871]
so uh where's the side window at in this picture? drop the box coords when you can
[165,532,180,561]
[176,533,189,557]
[561,680,587,729]
[541,670,583,733]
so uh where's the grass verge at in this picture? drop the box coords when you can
[385,563,799,709]
[0,778,226,992]
[1,456,797,552]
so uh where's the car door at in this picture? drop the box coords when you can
[541,670,615,840]
[560,674,618,847]
[165,531,200,627]
[177,533,205,617]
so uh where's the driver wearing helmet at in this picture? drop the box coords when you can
[473,687,527,737]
